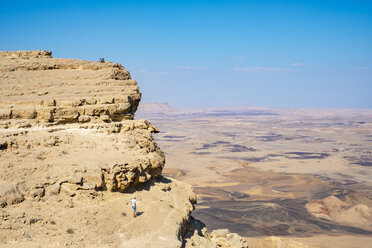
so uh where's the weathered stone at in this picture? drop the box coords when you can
[0,109,12,120]
[100,114,111,123]
[98,97,114,104]
[226,233,248,248]
[31,187,45,198]
[60,184,77,197]
[41,99,56,107]
[12,108,37,119]
[54,108,80,123]
[79,182,96,190]
[0,181,24,205]
[0,197,6,207]
[78,115,91,123]
[66,175,82,184]
[0,140,8,150]
[85,98,97,105]
[0,50,52,58]
[83,171,104,189]
[0,51,195,247]
[211,229,229,238]
[48,183,61,195]
[0,51,140,126]
[36,108,54,122]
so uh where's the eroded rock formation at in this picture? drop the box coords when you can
[0,51,163,205]
[0,51,253,248]
[0,50,140,128]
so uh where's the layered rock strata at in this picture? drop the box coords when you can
[0,120,165,204]
[0,50,140,128]
[0,51,251,248]
[0,51,162,205]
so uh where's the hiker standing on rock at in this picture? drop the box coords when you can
[131,197,137,217]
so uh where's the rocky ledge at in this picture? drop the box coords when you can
[0,50,140,128]
[0,51,262,248]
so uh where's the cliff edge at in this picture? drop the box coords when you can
[0,51,306,248]
[0,51,189,247]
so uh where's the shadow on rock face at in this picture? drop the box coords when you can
[125,176,172,193]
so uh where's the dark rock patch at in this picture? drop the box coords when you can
[191,152,211,155]
[285,152,330,159]
[220,156,267,163]
[226,144,256,153]
[193,199,372,237]
[344,155,372,167]
[256,134,294,142]
[163,135,186,139]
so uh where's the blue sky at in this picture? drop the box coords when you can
[1,0,371,108]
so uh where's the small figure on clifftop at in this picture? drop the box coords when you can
[99,58,105,63]
[131,196,137,217]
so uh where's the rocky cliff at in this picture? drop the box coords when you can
[0,51,255,248]
[0,50,140,127]
[0,50,164,200]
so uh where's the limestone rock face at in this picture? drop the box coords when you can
[183,217,249,248]
[0,176,197,248]
[0,50,253,248]
[0,51,181,247]
[0,118,165,207]
[0,50,52,59]
[0,51,162,206]
[0,50,141,127]
[0,181,24,207]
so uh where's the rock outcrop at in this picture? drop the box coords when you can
[0,50,140,128]
[183,218,249,248]
[0,51,163,207]
[0,51,252,248]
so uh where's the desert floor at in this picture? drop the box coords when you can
[138,105,372,248]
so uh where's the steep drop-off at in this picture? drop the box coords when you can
[0,51,254,248]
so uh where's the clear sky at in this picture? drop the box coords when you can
[1,0,371,108]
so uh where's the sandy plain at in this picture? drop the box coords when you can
[137,103,372,248]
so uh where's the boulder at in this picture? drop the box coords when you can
[0,181,24,207]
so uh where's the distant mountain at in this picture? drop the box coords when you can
[137,103,372,122]
[137,103,276,117]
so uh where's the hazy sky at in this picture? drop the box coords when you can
[1,0,371,108]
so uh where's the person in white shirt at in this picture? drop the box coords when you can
[131,197,137,217]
